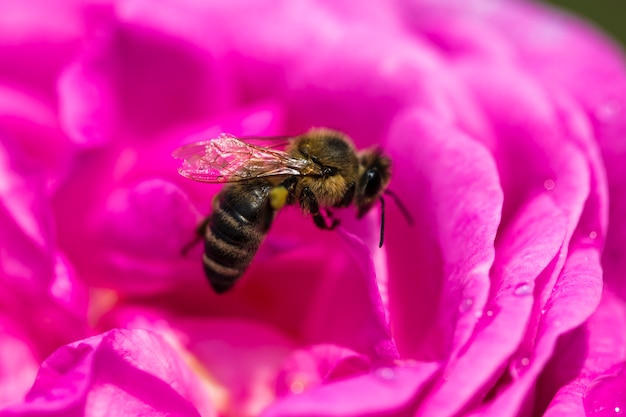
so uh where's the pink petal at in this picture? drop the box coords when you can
[96,178,202,293]
[261,362,440,417]
[316,228,397,361]
[0,132,53,257]
[135,216,398,362]
[0,85,74,187]
[274,344,371,397]
[1,133,88,354]
[400,2,615,415]
[2,328,215,417]
[462,61,594,316]
[59,5,233,144]
[250,230,396,360]
[540,291,626,416]
[118,0,486,147]
[418,193,567,416]
[0,314,40,409]
[52,103,284,295]
[385,110,502,361]
[103,309,295,417]
[473,244,603,417]
[424,0,625,302]
[0,0,84,101]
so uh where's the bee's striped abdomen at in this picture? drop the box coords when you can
[203,180,275,293]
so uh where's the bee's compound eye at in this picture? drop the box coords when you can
[323,166,337,177]
[363,169,382,198]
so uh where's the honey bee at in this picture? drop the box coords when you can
[173,128,407,293]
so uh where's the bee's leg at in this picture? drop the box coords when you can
[337,181,356,207]
[301,187,339,230]
[181,217,210,256]
[278,176,298,205]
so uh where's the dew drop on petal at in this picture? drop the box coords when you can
[584,367,626,416]
[513,282,533,296]
[374,367,395,381]
[290,380,305,395]
[594,99,621,123]
[544,179,556,191]
[287,373,310,395]
[510,356,531,379]
[589,231,598,239]
[459,297,474,313]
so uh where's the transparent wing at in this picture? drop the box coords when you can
[172,133,321,183]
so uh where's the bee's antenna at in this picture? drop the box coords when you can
[379,196,385,248]
[384,190,413,226]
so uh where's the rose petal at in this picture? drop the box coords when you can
[461,58,595,333]
[53,102,284,295]
[1,133,87,354]
[325,228,397,361]
[0,85,75,188]
[417,193,567,416]
[539,291,626,416]
[103,309,295,417]
[472,244,603,416]
[0,132,53,256]
[0,314,40,409]
[385,110,502,361]
[258,231,396,360]
[2,328,215,417]
[261,362,439,417]
[59,5,232,144]
[97,179,201,293]
[137,212,400,362]
[0,0,83,99]
[119,0,488,147]
[275,344,371,397]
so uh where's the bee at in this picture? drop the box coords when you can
[173,128,408,293]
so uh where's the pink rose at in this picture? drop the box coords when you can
[1,0,625,416]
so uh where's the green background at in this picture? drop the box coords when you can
[545,1,626,45]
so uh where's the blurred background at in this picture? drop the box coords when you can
[545,0,626,46]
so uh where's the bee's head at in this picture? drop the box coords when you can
[356,148,391,218]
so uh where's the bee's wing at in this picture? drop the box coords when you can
[172,134,321,183]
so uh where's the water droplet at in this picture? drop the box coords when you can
[290,380,305,394]
[595,99,621,123]
[459,298,474,313]
[584,367,626,416]
[375,367,395,381]
[514,282,533,296]
[287,373,310,395]
[510,356,531,379]
[589,231,598,239]
[486,310,494,317]
[544,179,555,191]
[401,359,418,367]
